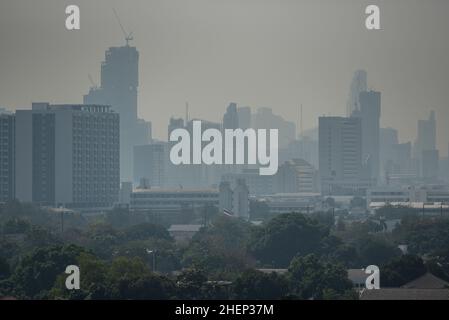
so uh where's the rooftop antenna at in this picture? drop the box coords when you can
[112,8,133,46]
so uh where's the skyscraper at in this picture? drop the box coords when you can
[252,107,296,148]
[237,107,251,130]
[84,44,151,181]
[223,102,239,129]
[380,127,399,179]
[15,103,119,209]
[0,109,15,202]
[422,150,439,181]
[354,90,381,182]
[319,116,368,195]
[133,142,168,187]
[414,111,437,177]
[346,70,368,116]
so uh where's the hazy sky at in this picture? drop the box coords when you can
[0,0,448,154]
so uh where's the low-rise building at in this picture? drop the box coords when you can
[130,188,219,213]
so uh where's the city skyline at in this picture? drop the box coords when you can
[0,0,448,155]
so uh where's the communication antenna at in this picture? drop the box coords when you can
[113,8,134,46]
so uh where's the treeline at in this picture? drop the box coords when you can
[1,201,449,299]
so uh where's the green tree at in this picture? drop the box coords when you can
[248,213,329,267]
[182,216,254,277]
[10,244,86,298]
[288,254,353,300]
[232,269,289,300]
[381,254,427,287]
[0,256,10,280]
[357,237,401,266]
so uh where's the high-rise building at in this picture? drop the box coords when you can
[422,149,439,181]
[391,142,413,174]
[414,111,436,158]
[380,127,399,179]
[346,70,368,116]
[279,137,318,169]
[353,90,381,182]
[15,103,119,209]
[133,142,168,187]
[84,44,151,181]
[0,109,15,202]
[252,107,295,148]
[237,107,251,130]
[319,116,371,195]
[413,111,437,178]
[223,102,239,129]
[168,117,185,140]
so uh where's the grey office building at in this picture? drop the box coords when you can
[0,110,15,202]
[15,103,119,209]
[84,44,151,181]
[319,116,371,195]
[353,90,381,182]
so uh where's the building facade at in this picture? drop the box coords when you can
[15,103,119,209]
[319,116,372,195]
[0,110,15,202]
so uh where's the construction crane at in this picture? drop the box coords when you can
[112,8,133,46]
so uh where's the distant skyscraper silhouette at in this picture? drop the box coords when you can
[353,90,381,182]
[223,102,239,130]
[319,116,371,195]
[237,107,251,130]
[347,70,367,116]
[0,109,15,202]
[84,44,151,181]
[414,111,437,177]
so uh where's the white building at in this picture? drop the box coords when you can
[219,179,249,220]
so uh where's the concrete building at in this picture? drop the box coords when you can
[0,109,15,202]
[252,107,295,149]
[279,137,318,169]
[254,193,322,215]
[237,106,251,130]
[380,127,399,180]
[346,70,367,116]
[130,188,218,213]
[414,111,436,158]
[319,116,372,195]
[167,118,224,188]
[222,168,275,195]
[275,158,318,193]
[133,142,168,187]
[223,102,239,130]
[422,149,439,181]
[218,179,249,220]
[84,44,151,181]
[15,103,119,209]
[353,90,381,182]
[367,185,449,206]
